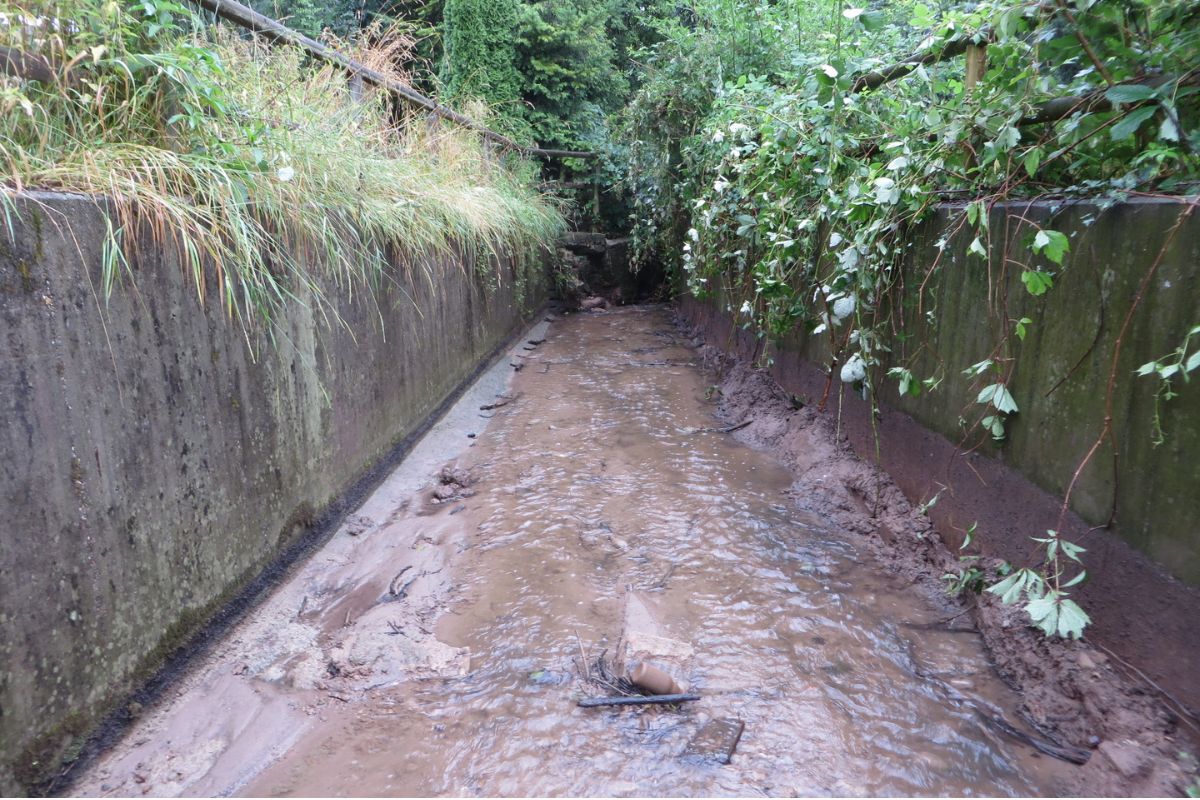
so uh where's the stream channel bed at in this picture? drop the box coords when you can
[79,306,1074,797]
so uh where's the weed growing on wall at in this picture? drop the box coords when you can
[621,0,1199,638]
[0,1,565,337]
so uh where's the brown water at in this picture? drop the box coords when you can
[244,306,1069,797]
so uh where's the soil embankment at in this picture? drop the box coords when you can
[680,313,1199,797]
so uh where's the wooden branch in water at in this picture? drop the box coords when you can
[975,706,1092,764]
[577,693,700,708]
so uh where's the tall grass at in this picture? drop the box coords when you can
[0,2,565,332]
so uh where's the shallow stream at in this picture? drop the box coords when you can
[242,306,1069,797]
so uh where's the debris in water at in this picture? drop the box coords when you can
[387,566,413,598]
[480,393,519,411]
[683,718,745,764]
[432,466,477,504]
[629,662,684,695]
[577,693,700,708]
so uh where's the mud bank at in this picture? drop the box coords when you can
[679,314,1199,796]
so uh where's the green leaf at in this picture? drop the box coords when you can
[963,359,994,377]
[1015,317,1032,340]
[987,572,1026,604]
[1055,598,1090,639]
[1110,106,1158,142]
[994,125,1020,151]
[1025,594,1059,634]
[1104,84,1156,104]
[1023,148,1042,177]
[1033,229,1069,265]
[1186,350,1200,374]
[1060,540,1086,562]
[860,10,885,31]
[1021,270,1054,296]
[992,384,1018,414]
[979,383,1018,414]
[1063,569,1088,588]
[1160,116,1180,142]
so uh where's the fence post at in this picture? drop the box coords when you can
[965,43,988,94]
[348,72,364,104]
[591,161,601,231]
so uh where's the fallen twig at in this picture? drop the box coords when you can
[480,394,519,411]
[388,565,414,598]
[577,693,701,708]
[1092,642,1200,735]
[917,662,1090,764]
[574,628,590,682]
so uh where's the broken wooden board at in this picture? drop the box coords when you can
[682,717,745,764]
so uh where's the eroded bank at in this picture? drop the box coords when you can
[680,197,1200,729]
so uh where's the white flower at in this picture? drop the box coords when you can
[276,166,295,182]
[683,243,691,252]
[840,354,866,384]
[688,228,699,242]
[714,178,729,194]
[832,295,856,321]
[712,129,725,143]
[739,301,753,316]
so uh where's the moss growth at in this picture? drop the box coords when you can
[9,494,332,794]
[11,709,91,795]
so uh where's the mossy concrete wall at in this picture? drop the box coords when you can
[681,195,1200,714]
[889,198,1199,580]
[0,193,546,793]
[695,197,1199,583]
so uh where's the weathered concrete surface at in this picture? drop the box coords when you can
[0,192,547,793]
[679,196,1200,728]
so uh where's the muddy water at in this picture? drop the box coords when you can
[243,306,1069,797]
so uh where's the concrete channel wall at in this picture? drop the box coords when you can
[681,196,1200,718]
[0,193,546,792]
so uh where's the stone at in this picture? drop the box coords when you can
[683,718,745,764]
[1097,740,1149,780]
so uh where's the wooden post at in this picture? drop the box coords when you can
[964,43,988,173]
[965,43,988,94]
[591,162,601,232]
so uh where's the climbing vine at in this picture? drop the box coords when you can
[622,0,1200,639]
